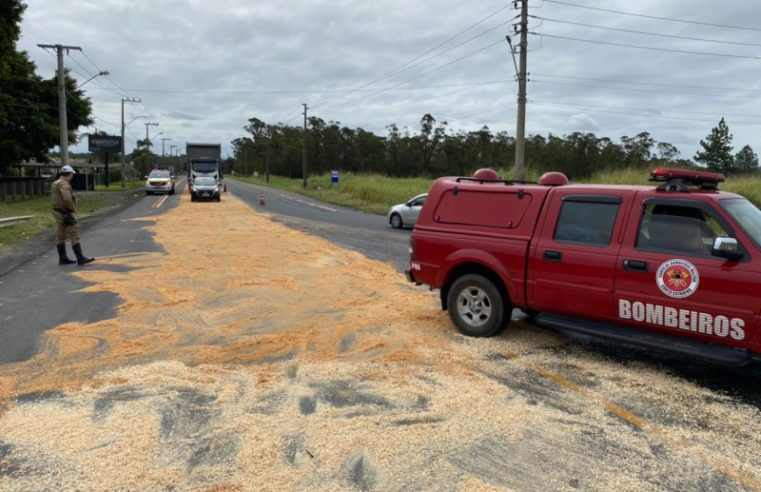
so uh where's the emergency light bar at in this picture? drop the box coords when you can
[650,168,725,191]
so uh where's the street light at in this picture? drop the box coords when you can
[121,98,142,187]
[127,115,147,126]
[76,70,109,89]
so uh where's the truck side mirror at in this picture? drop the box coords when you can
[711,237,743,261]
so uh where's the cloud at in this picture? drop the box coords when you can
[165,110,203,121]
[569,113,600,132]
[19,0,761,159]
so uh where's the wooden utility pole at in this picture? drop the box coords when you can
[514,1,528,181]
[121,97,141,187]
[37,44,82,168]
[302,103,308,189]
[266,127,272,184]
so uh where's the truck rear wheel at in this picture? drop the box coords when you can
[447,274,509,337]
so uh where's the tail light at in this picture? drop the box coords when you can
[409,236,416,261]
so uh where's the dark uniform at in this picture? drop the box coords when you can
[51,171,94,265]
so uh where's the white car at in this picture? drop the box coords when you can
[145,169,175,195]
[387,193,427,229]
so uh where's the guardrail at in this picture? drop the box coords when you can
[0,215,34,229]
[0,179,51,202]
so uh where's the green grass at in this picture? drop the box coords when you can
[233,173,434,214]
[94,180,144,191]
[587,167,761,207]
[232,167,761,214]
[0,195,105,251]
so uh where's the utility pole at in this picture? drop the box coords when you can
[170,145,177,174]
[161,137,171,156]
[121,97,141,187]
[514,0,528,181]
[302,103,308,189]
[144,122,159,149]
[266,127,271,184]
[37,44,82,168]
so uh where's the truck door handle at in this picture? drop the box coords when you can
[622,259,648,272]
[544,250,562,262]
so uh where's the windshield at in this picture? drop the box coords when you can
[149,171,170,178]
[721,198,761,250]
[194,177,217,186]
[191,160,218,173]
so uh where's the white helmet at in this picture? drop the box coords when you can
[61,165,76,174]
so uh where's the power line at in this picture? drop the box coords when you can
[79,50,105,74]
[71,51,134,98]
[322,38,506,111]
[532,16,761,48]
[530,100,761,126]
[532,99,761,120]
[309,3,515,109]
[531,78,755,100]
[542,0,761,32]
[530,32,761,60]
[531,73,761,94]
[83,78,515,95]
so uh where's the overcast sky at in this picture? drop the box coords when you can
[18,0,761,164]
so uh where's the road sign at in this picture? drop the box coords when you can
[88,134,122,153]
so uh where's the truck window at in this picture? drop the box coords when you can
[636,204,728,256]
[434,190,532,229]
[553,199,619,246]
[721,198,761,250]
[191,160,218,173]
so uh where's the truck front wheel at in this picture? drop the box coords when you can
[447,274,509,337]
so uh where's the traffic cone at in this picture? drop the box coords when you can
[259,192,265,206]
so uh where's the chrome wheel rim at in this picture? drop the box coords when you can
[456,286,492,328]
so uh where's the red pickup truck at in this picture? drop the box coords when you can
[407,168,761,366]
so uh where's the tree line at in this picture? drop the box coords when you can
[231,114,759,180]
[0,1,92,175]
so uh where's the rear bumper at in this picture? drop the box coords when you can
[405,269,416,283]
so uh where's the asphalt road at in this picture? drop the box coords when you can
[0,178,407,365]
[0,180,186,365]
[225,179,411,270]
[3,179,761,408]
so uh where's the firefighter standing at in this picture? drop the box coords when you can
[52,165,94,265]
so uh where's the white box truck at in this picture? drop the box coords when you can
[186,143,223,201]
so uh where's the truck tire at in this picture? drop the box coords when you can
[447,274,509,337]
[390,213,403,229]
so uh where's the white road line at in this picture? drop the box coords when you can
[152,195,169,209]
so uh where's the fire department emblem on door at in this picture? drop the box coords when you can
[656,259,699,298]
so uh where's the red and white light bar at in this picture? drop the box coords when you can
[650,168,725,184]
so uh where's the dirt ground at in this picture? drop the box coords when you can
[1,192,760,491]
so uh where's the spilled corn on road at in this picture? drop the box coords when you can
[1,191,760,491]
